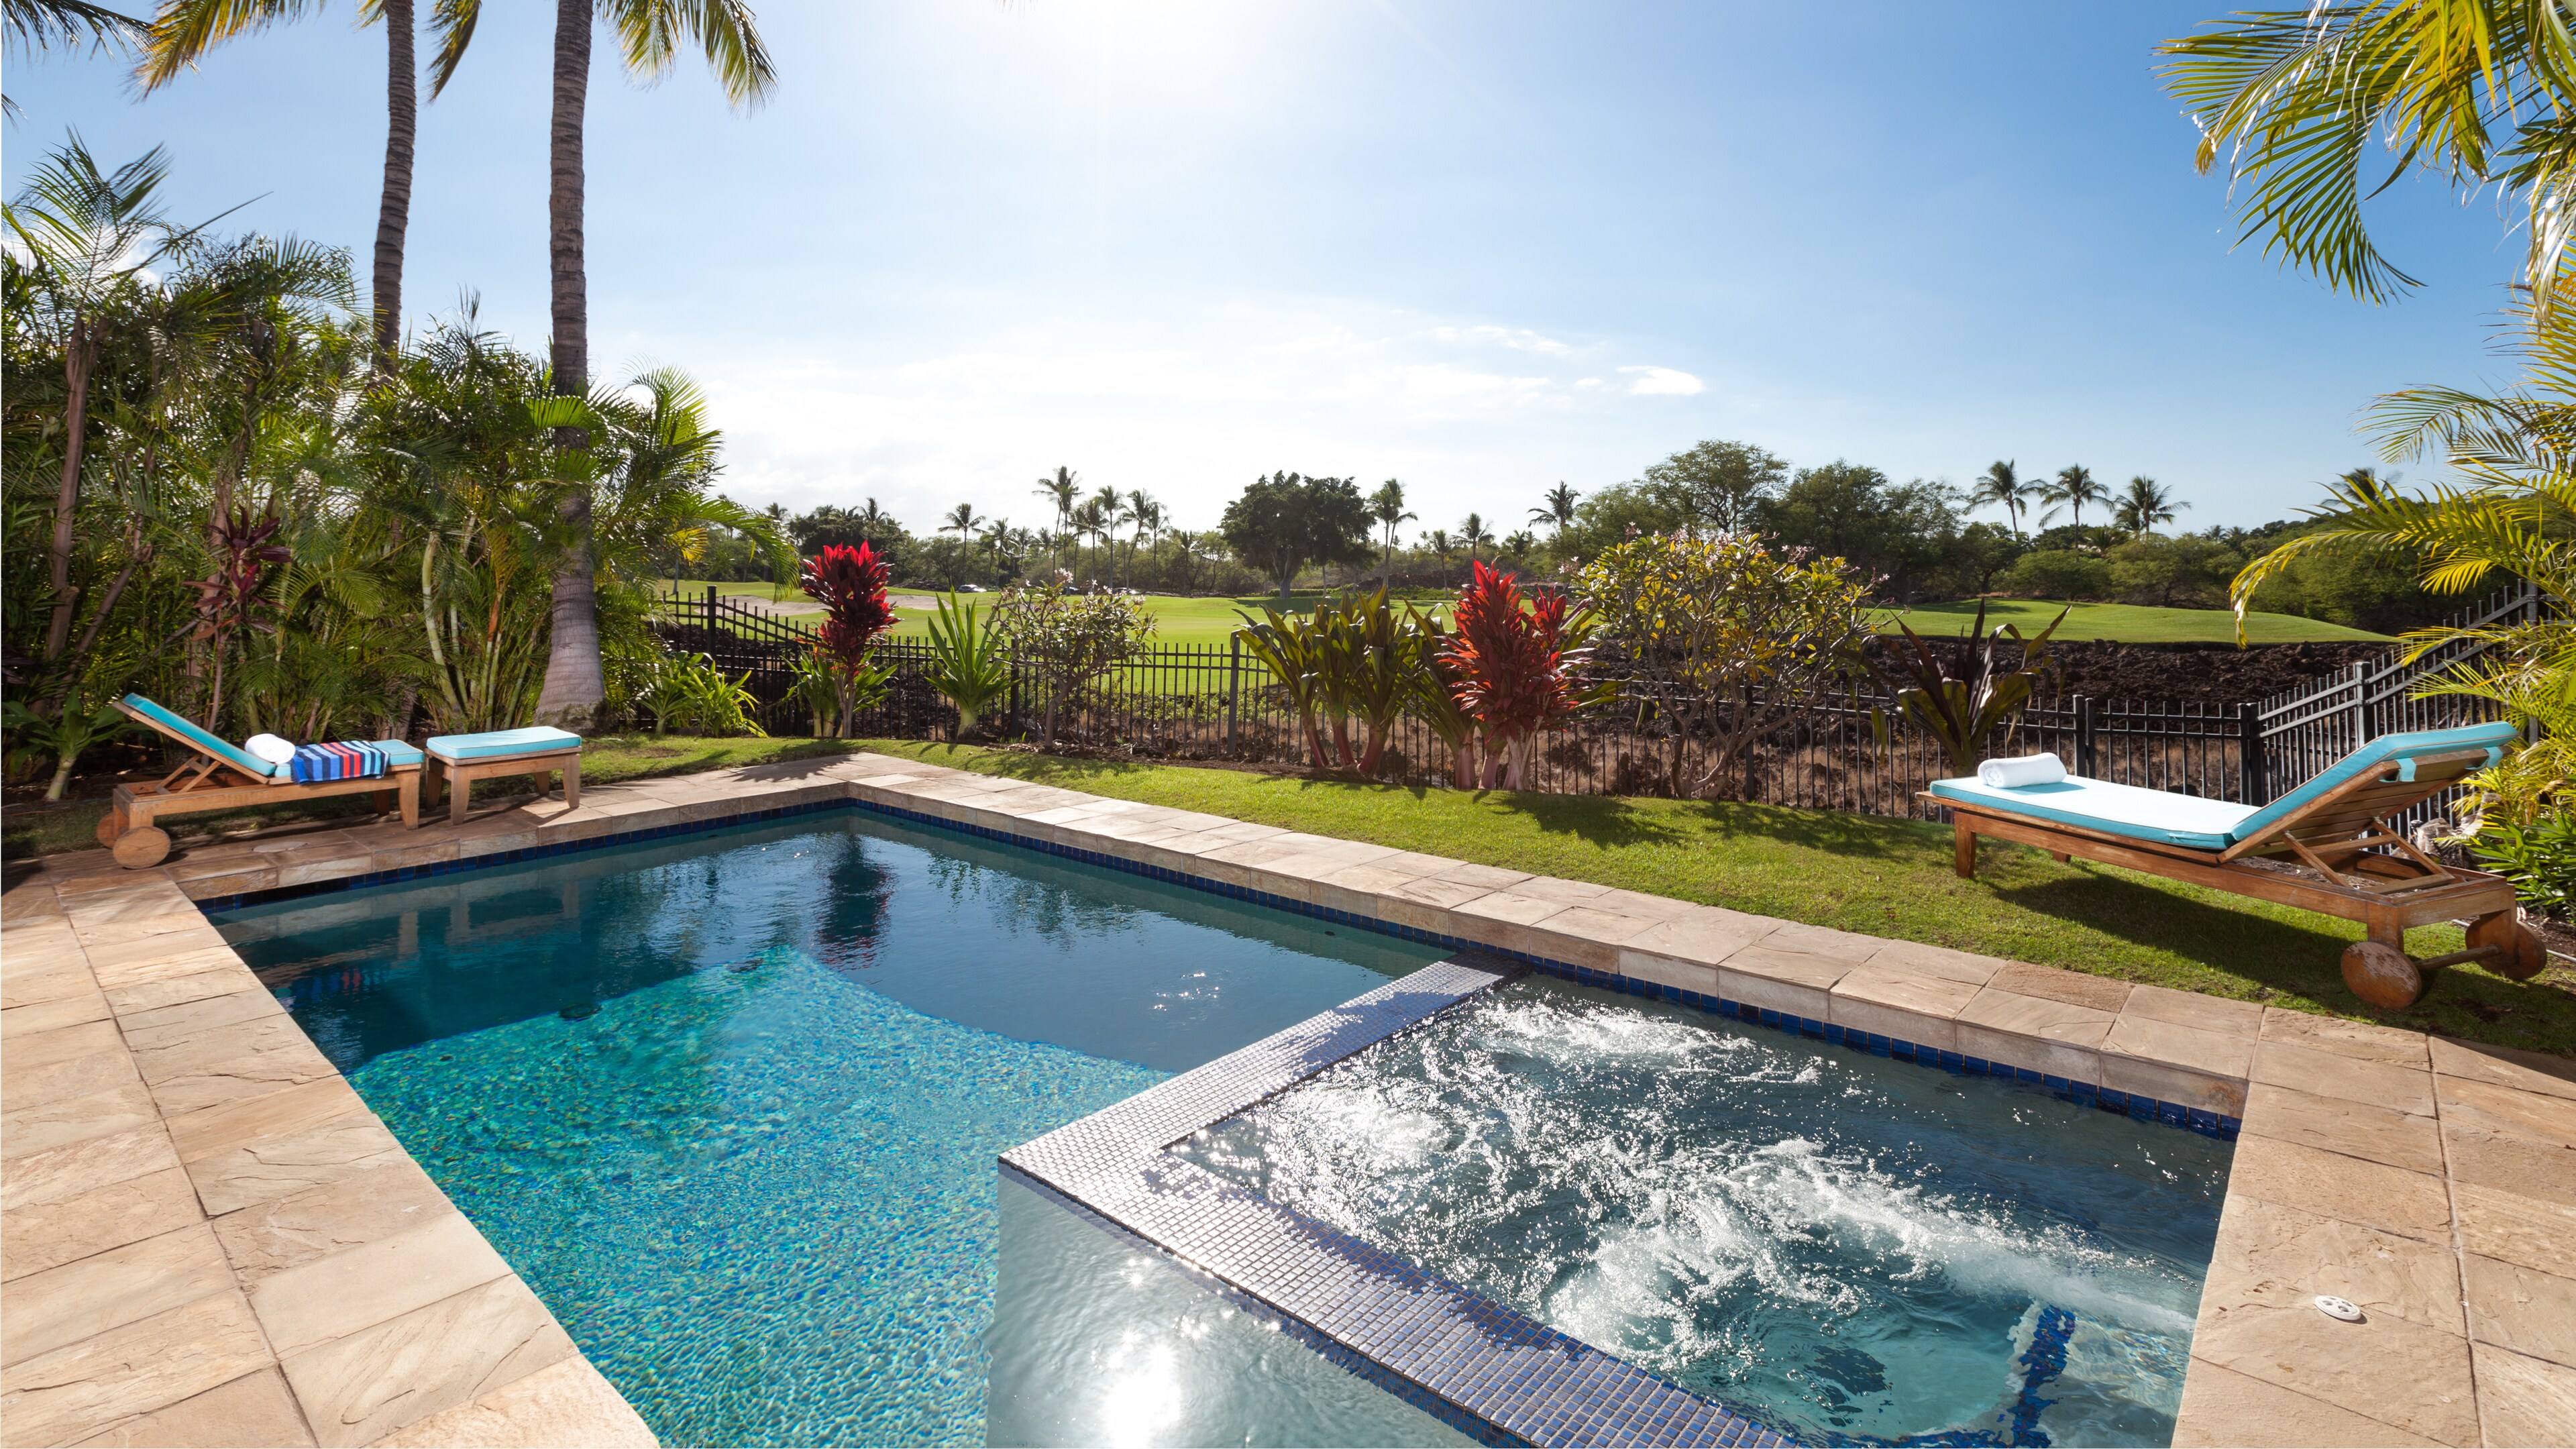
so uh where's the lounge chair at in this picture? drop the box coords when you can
[1930,720,2544,1010]
[101,694,423,869]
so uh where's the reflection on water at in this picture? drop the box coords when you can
[208,812,1447,1446]
[986,1177,1471,1448]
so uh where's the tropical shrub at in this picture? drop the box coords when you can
[635,651,765,737]
[0,696,133,802]
[1868,598,2069,778]
[2471,812,2576,918]
[993,579,1155,745]
[924,594,1010,736]
[1234,603,1334,767]
[1579,533,1869,798]
[1405,608,1480,788]
[800,542,896,737]
[1443,561,1590,790]
[1235,588,1421,775]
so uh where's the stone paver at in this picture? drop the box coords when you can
[3,746,2569,1447]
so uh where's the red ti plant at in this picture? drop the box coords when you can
[800,543,895,735]
[1440,561,1589,789]
[186,507,291,730]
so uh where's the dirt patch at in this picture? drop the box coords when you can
[1862,638,2392,707]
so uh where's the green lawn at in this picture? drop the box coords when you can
[861,741,2572,1057]
[1872,598,2389,644]
[661,580,2389,647]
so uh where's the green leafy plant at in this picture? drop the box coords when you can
[1234,603,1332,767]
[1317,587,1417,776]
[924,594,1010,737]
[635,651,764,737]
[1405,607,1479,788]
[1,695,134,802]
[2471,812,2576,917]
[1866,596,2069,779]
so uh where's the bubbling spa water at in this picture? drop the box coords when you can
[1180,980,2231,1446]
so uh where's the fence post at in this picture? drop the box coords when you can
[704,585,718,636]
[2348,661,2369,748]
[2073,695,2096,777]
[1226,635,1241,755]
[2238,700,2265,805]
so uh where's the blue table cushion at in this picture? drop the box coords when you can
[425,726,584,762]
[1931,720,2521,851]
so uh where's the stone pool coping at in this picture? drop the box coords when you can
[0,749,2569,1446]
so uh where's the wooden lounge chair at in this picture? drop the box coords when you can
[100,694,423,869]
[1929,720,2544,1010]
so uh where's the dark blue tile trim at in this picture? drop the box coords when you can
[189,786,2239,1142]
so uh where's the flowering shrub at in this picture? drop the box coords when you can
[800,543,894,735]
[1578,533,1868,798]
[1442,561,1590,789]
[994,577,1155,745]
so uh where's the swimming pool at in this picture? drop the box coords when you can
[211,813,1450,1446]
[1178,978,2233,1446]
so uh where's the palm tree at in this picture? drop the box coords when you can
[1968,460,2037,539]
[5,1,142,115]
[2039,464,2109,529]
[1369,478,1413,584]
[1529,481,1579,535]
[1033,466,1078,568]
[2112,476,2187,539]
[1502,529,1537,558]
[1068,494,1112,580]
[4,137,178,664]
[449,0,774,731]
[1458,512,1495,557]
[1125,488,1161,566]
[139,0,427,372]
[1424,529,1455,566]
[944,502,983,545]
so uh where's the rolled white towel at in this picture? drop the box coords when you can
[244,733,299,765]
[1977,753,2066,789]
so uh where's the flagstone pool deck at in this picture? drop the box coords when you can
[1,749,2570,1447]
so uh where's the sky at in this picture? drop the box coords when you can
[0,0,2537,537]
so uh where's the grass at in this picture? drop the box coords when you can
[1870,599,2390,644]
[859,741,2575,1057]
[661,580,2390,647]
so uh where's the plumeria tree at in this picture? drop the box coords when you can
[1580,533,1870,798]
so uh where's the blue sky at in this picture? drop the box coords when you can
[2,0,2531,537]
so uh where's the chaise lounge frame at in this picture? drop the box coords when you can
[99,696,420,869]
[1934,743,2546,1010]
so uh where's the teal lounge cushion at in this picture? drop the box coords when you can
[1931,720,2522,851]
[425,726,584,762]
[121,694,281,779]
[1928,775,2257,850]
[375,741,425,769]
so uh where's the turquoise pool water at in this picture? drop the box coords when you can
[1182,979,2234,1448]
[211,814,1446,1447]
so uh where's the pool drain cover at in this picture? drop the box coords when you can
[2314,1294,2363,1322]
[559,1002,600,1020]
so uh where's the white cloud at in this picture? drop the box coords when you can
[1423,323,1576,356]
[1620,365,1705,396]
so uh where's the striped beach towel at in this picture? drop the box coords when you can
[289,741,392,784]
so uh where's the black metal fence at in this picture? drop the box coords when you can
[648,584,2548,822]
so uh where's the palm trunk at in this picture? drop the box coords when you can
[42,325,97,663]
[533,0,605,731]
[372,0,418,372]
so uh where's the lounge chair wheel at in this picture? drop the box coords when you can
[2342,941,2425,1010]
[2468,912,2551,981]
[94,813,123,847]
[111,826,171,870]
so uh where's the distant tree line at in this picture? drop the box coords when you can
[741,444,2443,631]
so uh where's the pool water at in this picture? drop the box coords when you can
[1180,979,2233,1448]
[211,813,1446,1447]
